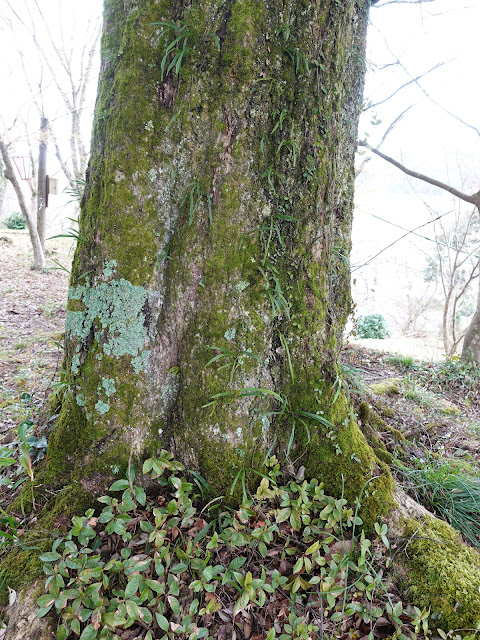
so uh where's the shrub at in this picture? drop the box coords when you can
[356,314,390,339]
[2,212,26,230]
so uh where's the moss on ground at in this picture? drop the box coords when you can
[370,378,402,396]
[402,516,480,631]
[355,401,404,466]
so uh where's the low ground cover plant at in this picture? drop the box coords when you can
[1,212,25,230]
[35,452,432,640]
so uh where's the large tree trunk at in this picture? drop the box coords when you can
[46,0,391,517]
[462,264,480,363]
[5,1,480,635]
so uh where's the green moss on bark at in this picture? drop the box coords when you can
[43,0,391,549]
[0,546,46,605]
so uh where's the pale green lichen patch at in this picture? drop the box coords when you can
[102,378,116,397]
[103,259,117,278]
[76,393,86,407]
[95,400,110,415]
[66,278,150,374]
[72,353,81,374]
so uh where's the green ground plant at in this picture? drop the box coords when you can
[395,455,480,547]
[1,212,25,230]
[387,355,417,370]
[36,451,433,640]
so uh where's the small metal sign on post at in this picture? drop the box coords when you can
[45,176,58,208]
[47,176,58,194]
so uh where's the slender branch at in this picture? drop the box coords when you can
[363,63,444,112]
[373,0,436,6]
[358,141,480,208]
[371,25,480,138]
[377,105,414,149]
[393,58,480,138]
[352,209,455,272]
[49,125,74,185]
[356,106,414,178]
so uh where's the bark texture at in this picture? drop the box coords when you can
[462,271,480,363]
[45,0,392,519]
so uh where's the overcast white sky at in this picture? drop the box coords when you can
[353,0,480,337]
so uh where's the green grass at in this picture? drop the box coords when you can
[395,455,480,546]
[387,354,417,370]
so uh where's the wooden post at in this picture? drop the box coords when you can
[37,116,48,249]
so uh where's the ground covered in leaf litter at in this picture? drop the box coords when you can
[0,233,480,638]
[0,231,71,434]
[341,344,480,463]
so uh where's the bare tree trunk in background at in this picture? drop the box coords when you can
[0,159,6,214]
[0,135,45,269]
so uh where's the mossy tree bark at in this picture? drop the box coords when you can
[6,2,480,635]
[45,0,392,521]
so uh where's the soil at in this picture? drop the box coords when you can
[0,230,72,435]
[341,343,480,466]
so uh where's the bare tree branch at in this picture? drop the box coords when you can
[358,140,480,209]
[404,66,480,137]
[363,62,445,112]
[373,0,436,6]
[372,27,480,137]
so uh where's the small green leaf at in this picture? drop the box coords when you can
[39,552,62,562]
[169,595,180,615]
[56,624,68,640]
[109,479,130,491]
[37,594,56,608]
[228,556,247,571]
[134,485,147,505]
[156,613,169,631]
[126,599,141,621]
[293,557,304,574]
[171,562,188,574]
[79,624,97,640]
[124,573,142,598]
